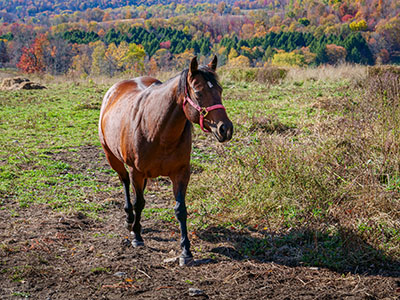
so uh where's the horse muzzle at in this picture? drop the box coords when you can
[212,120,233,143]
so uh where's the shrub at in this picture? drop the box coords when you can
[367,65,400,78]
[228,55,251,67]
[298,18,310,27]
[271,50,305,67]
[325,44,347,65]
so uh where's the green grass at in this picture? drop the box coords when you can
[11,291,30,298]
[142,207,175,222]
[0,83,117,215]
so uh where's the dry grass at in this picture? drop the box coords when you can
[287,63,367,83]
[219,66,288,85]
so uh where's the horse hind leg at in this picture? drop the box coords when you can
[101,144,134,231]
[128,167,146,247]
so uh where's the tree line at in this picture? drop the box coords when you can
[58,26,374,70]
[4,24,376,76]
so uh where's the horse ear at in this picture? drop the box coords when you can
[189,56,198,77]
[208,55,218,71]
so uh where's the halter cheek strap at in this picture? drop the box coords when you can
[183,87,225,133]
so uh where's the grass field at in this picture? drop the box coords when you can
[0,64,399,278]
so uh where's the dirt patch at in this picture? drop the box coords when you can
[0,77,46,90]
[1,146,399,299]
[249,115,296,134]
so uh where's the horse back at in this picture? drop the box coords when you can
[100,77,161,118]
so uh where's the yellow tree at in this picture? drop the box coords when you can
[271,50,305,67]
[88,21,98,32]
[349,20,367,31]
[91,41,106,76]
[124,43,146,73]
[229,55,250,67]
[70,53,91,77]
[241,23,254,39]
[174,48,195,69]
[228,48,238,61]
[254,23,267,37]
[105,41,129,73]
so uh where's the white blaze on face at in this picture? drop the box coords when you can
[207,81,213,88]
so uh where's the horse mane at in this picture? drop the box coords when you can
[177,66,221,98]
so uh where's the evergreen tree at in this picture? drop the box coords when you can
[0,40,9,66]
[348,47,362,64]
[253,47,263,60]
[174,41,184,54]
[299,18,310,27]
[200,41,210,56]
[263,45,274,62]
[104,28,120,45]
[315,45,328,65]
[344,33,373,65]
[189,40,200,54]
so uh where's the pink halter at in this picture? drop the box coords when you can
[183,86,225,133]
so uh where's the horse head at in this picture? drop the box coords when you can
[182,56,233,143]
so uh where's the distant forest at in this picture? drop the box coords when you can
[0,0,234,19]
[0,0,399,75]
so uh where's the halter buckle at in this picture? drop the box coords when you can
[200,108,208,117]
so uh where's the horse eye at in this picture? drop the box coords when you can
[195,91,202,98]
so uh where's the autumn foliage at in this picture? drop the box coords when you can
[326,44,347,65]
[17,34,47,73]
[1,0,399,75]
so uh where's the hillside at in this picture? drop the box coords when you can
[0,1,399,79]
[0,0,231,19]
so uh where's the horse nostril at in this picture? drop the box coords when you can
[219,124,226,136]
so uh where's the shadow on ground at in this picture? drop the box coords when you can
[197,225,400,278]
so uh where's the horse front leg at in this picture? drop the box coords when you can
[129,168,146,247]
[171,168,193,266]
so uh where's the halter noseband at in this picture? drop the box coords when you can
[183,84,225,133]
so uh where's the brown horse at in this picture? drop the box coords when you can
[99,56,233,266]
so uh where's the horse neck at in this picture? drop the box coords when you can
[145,76,189,143]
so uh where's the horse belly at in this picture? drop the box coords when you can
[134,143,191,178]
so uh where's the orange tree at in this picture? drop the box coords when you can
[17,34,48,73]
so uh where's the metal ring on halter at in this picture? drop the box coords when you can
[200,108,209,117]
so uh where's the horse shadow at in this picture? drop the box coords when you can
[196,224,400,278]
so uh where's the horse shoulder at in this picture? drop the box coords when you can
[100,80,140,115]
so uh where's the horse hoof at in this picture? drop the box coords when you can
[131,240,144,247]
[179,256,194,267]
[125,222,133,231]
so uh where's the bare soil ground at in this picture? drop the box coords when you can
[1,146,399,299]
